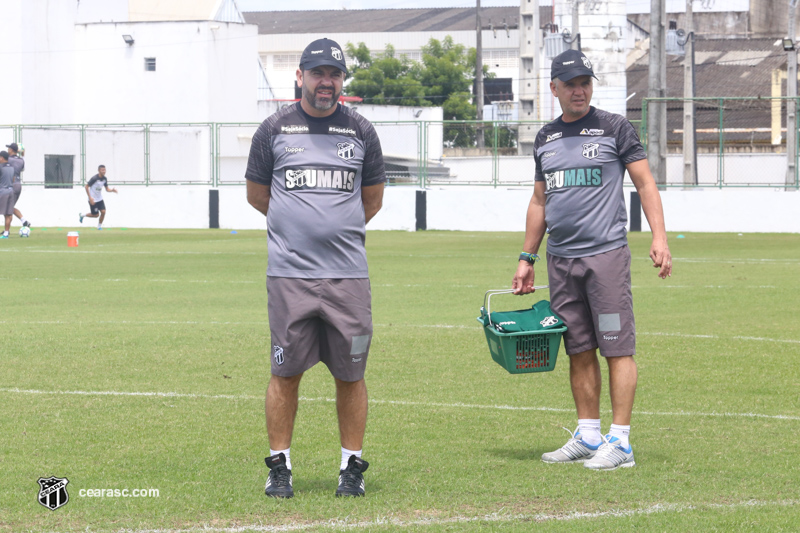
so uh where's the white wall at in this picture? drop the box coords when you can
[0,0,259,126]
[12,185,800,234]
[74,21,258,123]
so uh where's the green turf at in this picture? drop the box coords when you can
[0,228,798,532]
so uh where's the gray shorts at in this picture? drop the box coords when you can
[12,181,21,205]
[546,245,635,358]
[0,189,13,215]
[267,276,373,381]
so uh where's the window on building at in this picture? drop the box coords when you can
[273,54,302,70]
[485,49,519,69]
[145,57,156,71]
[44,155,74,189]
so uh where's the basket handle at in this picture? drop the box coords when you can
[483,287,549,328]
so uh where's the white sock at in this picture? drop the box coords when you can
[270,448,291,470]
[341,447,362,470]
[578,419,602,446]
[98,224,102,229]
[608,424,631,448]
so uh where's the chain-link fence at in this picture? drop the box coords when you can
[6,102,792,188]
[11,124,213,187]
[640,96,797,188]
[425,121,545,186]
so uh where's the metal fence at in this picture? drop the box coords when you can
[5,100,793,189]
[640,96,798,188]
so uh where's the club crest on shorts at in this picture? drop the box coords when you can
[582,143,600,160]
[273,345,285,366]
[337,142,355,161]
[37,476,70,511]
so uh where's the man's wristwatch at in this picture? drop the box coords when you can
[519,252,539,265]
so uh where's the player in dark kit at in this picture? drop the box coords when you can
[245,38,385,498]
[79,165,118,230]
[5,143,31,228]
[512,49,671,470]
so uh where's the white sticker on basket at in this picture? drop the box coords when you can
[540,316,559,327]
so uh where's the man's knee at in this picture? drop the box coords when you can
[269,373,303,393]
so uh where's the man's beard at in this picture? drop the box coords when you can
[303,84,340,111]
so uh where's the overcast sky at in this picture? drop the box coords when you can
[236,0,516,11]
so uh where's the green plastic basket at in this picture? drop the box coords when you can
[477,288,567,374]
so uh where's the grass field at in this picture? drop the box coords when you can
[1,227,799,532]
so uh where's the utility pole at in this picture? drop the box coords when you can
[683,0,697,187]
[787,0,798,188]
[648,0,667,186]
[572,0,580,51]
[476,0,485,149]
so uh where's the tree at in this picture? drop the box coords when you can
[344,43,428,107]
[345,36,495,147]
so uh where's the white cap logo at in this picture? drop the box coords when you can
[331,47,343,61]
[582,56,592,69]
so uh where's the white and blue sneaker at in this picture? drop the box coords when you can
[584,435,636,470]
[541,427,602,464]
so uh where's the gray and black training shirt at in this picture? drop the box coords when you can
[534,106,646,258]
[245,102,386,279]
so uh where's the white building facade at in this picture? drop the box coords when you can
[0,0,259,126]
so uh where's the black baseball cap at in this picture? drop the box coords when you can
[5,143,18,151]
[550,49,597,82]
[0,151,8,160]
[299,38,348,75]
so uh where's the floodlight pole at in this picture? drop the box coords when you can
[571,0,582,51]
[682,0,697,187]
[787,0,798,189]
[648,0,667,187]
[476,0,485,148]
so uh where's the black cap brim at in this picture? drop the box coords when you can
[555,69,598,82]
[300,59,347,75]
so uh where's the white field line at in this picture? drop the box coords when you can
[0,319,798,346]
[2,388,798,421]
[637,257,800,265]
[83,499,799,533]
[0,248,258,256]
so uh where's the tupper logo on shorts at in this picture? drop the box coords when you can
[37,476,70,511]
[285,168,355,192]
[273,345,284,366]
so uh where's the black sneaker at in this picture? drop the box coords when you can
[335,455,369,497]
[264,453,293,498]
[23,221,31,228]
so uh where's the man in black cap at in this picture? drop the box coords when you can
[5,143,31,229]
[245,37,384,498]
[512,49,671,470]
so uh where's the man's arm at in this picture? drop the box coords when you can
[512,180,547,294]
[85,184,94,204]
[362,182,384,224]
[626,158,671,279]
[247,180,271,217]
[105,186,118,193]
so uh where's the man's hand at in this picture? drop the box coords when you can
[89,198,95,206]
[512,261,536,294]
[651,240,672,279]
